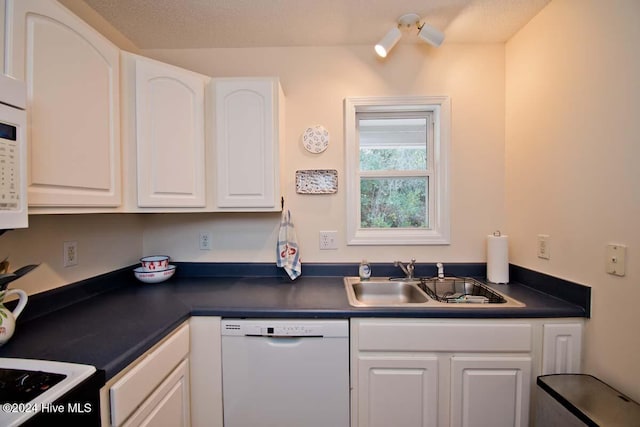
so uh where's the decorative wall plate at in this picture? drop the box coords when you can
[302,125,329,153]
[295,169,338,194]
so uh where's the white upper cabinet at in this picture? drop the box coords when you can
[211,78,284,211]
[121,52,208,209]
[6,0,121,207]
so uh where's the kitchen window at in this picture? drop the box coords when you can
[344,96,450,245]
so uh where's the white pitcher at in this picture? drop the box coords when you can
[0,289,28,346]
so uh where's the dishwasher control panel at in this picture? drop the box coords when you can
[221,319,349,338]
[253,325,320,337]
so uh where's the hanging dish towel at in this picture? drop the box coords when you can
[277,209,302,280]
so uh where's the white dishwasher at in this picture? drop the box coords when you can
[221,319,349,427]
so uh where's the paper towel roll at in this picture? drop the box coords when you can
[487,233,509,284]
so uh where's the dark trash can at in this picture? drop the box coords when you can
[536,374,640,426]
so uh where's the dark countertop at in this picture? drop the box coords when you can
[0,263,589,382]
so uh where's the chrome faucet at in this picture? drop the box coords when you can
[394,259,416,279]
[436,262,444,279]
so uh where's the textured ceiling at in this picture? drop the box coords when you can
[77,0,551,49]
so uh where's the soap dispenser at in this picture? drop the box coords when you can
[359,260,371,280]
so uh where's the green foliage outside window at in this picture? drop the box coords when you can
[359,147,428,228]
[359,147,426,171]
[360,178,428,228]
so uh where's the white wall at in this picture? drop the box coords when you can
[506,0,640,400]
[0,3,143,298]
[141,44,507,263]
[0,214,144,296]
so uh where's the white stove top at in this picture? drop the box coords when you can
[0,358,96,427]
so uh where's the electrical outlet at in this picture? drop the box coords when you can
[199,232,212,250]
[537,235,550,260]
[319,231,338,250]
[63,241,78,267]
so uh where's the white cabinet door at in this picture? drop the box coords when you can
[189,317,223,427]
[131,53,207,208]
[122,359,190,427]
[450,356,531,427]
[357,355,439,427]
[7,0,121,207]
[212,78,283,210]
[542,323,582,375]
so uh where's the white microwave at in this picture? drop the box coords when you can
[0,75,27,229]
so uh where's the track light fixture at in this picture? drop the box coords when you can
[374,27,401,58]
[418,22,445,47]
[375,13,445,58]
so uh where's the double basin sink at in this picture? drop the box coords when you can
[344,276,524,308]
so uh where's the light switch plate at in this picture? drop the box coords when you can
[606,244,626,276]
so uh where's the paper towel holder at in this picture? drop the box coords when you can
[487,230,509,285]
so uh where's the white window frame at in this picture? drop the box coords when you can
[344,96,450,245]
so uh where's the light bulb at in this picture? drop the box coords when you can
[375,27,401,58]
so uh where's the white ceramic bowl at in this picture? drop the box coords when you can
[134,265,176,284]
[140,255,170,271]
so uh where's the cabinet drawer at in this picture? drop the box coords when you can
[110,324,189,426]
[356,320,532,352]
[122,359,190,427]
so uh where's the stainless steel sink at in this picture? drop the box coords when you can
[344,277,524,308]
[350,280,429,306]
[419,277,511,304]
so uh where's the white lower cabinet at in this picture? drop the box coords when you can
[122,359,190,427]
[358,355,439,427]
[541,322,582,375]
[101,318,224,427]
[351,319,583,427]
[101,323,191,427]
[450,356,531,427]
[188,316,223,427]
[98,317,579,427]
